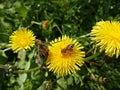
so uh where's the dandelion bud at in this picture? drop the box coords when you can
[42,20,49,30]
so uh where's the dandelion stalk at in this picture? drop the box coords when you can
[79,33,90,38]
[26,21,42,29]
[84,53,100,61]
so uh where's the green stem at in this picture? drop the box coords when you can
[84,53,100,61]
[55,24,63,35]
[13,66,41,73]
[0,33,9,36]
[26,21,42,29]
[79,33,90,38]
[3,48,11,52]
[32,21,41,25]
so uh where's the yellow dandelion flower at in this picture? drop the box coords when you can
[9,28,35,53]
[91,21,120,58]
[46,35,85,76]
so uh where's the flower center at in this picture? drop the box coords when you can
[19,36,29,47]
[107,33,120,43]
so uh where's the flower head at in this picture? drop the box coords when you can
[9,28,35,53]
[91,21,120,58]
[46,35,85,76]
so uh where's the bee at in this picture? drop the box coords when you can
[61,44,74,53]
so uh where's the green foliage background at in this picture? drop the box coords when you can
[0,0,120,90]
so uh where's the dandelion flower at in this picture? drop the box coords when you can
[46,35,85,76]
[9,28,35,53]
[91,21,120,58]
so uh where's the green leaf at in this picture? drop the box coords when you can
[0,33,9,43]
[14,1,29,20]
[28,49,35,60]
[0,50,7,64]
[31,69,46,89]
[37,80,52,90]
[72,73,84,86]
[67,76,73,85]
[0,18,11,32]
[17,59,30,70]
[17,50,30,70]
[55,77,67,90]
[17,73,27,85]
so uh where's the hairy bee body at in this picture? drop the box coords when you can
[61,44,74,53]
